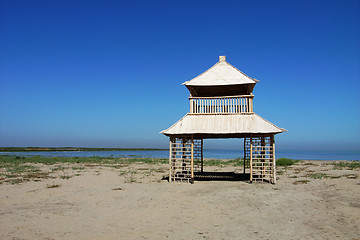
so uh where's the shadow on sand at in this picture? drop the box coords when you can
[194,172,250,181]
[162,172,250,182]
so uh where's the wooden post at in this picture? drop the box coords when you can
[190,98,193,113]
[250,136,253,183]
[181,138,184,174]
[169,138,172,182]
[240,97,243,113]
[243,138,246,174]
[261,136,265,180]
[191,135,194,182]
[201,138,204,173]
[250,97,252,112]
[272,135,276,184]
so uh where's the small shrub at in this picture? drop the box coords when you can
[60,175,72,180]
[205,158,243,167]
[276,158,298,167]
[125,174,137,183]
[344,174,358,179]
[47,183,61,188]
[205,159,223,166]
[8,178,26,184]
[304,162,315,166]
[51,166,68,172]
[332,161,360,170]
[293,180,310,185]
[307,173,328,179]
[72,166,85,170]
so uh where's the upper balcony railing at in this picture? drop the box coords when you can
[189,95,254,114]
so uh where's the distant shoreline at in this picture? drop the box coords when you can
[0,147,168,152]
[0,148,359,161]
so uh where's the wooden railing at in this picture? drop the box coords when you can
[189,95,254,114]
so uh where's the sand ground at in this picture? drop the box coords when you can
[0,160,359,240]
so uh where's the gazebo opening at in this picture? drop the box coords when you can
[162,56,286,184]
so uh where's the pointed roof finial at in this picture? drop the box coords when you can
[183,55,258,86]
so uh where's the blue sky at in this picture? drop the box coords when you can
[0,0,359,150]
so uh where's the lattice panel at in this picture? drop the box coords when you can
[169,137,202,182]
[193,139,202,172]
[244,137,251,170]
[250,136,275,183]
[169,137,192,182]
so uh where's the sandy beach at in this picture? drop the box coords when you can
[1,160,359,240]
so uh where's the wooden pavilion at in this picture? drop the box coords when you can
[161,56,286,183]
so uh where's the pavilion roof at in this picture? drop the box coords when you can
[161,114,286,137]
[183,56,259,86]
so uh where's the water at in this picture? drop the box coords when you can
[201,149,360,160]
[0,149,359,161]
[0,150,170,159]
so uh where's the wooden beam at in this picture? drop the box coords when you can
[250,98,252,112]
[201,138,204,173]
[190,98,193,113]
[261,136,265,180]
[272,135,276,184]
[243,138,246,174]
[169,138,172,182]
[188,94,254,99]
[191,136,194,183]
[250,136,253,183]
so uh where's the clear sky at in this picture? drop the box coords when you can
[0,0,359,150]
